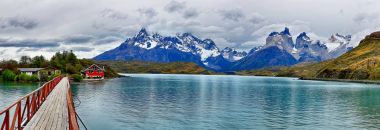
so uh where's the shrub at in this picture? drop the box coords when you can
[72,74,83,82]
[47,73,60,81]
[2,69,16,81]
[18,73,31,82]
[30,75,39,82]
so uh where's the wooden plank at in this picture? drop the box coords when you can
[24,78,69,130]
[34,83,60,130]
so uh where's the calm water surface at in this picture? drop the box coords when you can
[0,82,40,109]
[1,74,380,129]
[69,74,380,130]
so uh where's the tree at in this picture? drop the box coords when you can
[67,50,78,64]
[0,60,18,72]
[19,56,32,67]
[31,55,48,68]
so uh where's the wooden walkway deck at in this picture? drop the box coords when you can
[24,77,69,130]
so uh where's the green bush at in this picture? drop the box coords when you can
[2,69,16,81]
[72,74,83,82]
[18,73,31,82]
[30,75,39,82]
[47,73,60,81]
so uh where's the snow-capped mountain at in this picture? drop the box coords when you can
[221,47,247,62]
[232,28,353,70]
[264,27,295,53]
[233,28,299,70]
[94,27,354,71]
[326,33,353,58]
[260,28,330,62]
[254,28,351,62]
[294,32,330,62]
[93,28,231,71]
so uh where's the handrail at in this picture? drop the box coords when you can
[0,76,63,130]
[66,80,79,130]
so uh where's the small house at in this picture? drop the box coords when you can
[18,68,45,79]
[81,64,105,79]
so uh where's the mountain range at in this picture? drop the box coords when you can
[240,31,380,81]
[93,28,353,71]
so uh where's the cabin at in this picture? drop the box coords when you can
[18,68,45,79]
[81,64,105,79]
[43,67,61,76]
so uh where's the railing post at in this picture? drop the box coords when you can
[0,75,63,130]
[17,102,22,130]
[2,111,9,130]
[10,102,21,130]
[26,96,31,121]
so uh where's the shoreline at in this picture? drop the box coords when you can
[119,72,380,85]
[299,77,380,85]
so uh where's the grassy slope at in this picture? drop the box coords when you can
[96,60,212,74]
[237,61,332,78]
[315,32,380,80]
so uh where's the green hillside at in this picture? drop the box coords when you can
[315,32,380,80]
[237,61,332,78]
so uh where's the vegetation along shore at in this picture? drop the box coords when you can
[0,50,118,82]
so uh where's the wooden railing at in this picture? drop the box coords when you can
[66,80,79,130]
[0,76,63,130]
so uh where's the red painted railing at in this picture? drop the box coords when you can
[66,80,79,130]
[0,76,63,130]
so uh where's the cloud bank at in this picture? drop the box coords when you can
[0,0,379,59]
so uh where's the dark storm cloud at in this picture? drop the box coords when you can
[219,9,245,22]
[0,38,59,48]
[164,1,186,13]
[183,9,199,19]
[93,36,122,45]
[100,9,128,20]
[45,46,94,52]
[16,48,41,52]
[63,35,95,44]
[0,17,38,30]
[138,8,158,18]
[70,47,95,52]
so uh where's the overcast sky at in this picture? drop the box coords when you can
[0,0,380,59]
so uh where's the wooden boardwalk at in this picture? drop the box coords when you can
[24,77,69,130]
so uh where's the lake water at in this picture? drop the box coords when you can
[70,74,380,130]
[2,74,380,129]
[0,82,41,109]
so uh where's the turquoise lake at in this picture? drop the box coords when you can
[71,74,380,130]
[0,82,41,109]
[2,74,380,129]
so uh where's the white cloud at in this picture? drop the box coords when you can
[0,0,378,59]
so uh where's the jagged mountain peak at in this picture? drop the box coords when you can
[136,28,149,37]
[269,32,280,37]
[222,47,234,51]
[280,27,291,36]
[178,32,199,41]
[268,27,291,37]
[94,27,355,71]
[221,47,247,62]
[203,39,217,48]
[297,32,310,41]
[329,33,351,44]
